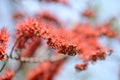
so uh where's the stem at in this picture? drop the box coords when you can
[0,54,9,72]
[13,57,45,63]
[10,35,22,58]
[12,54,67,63]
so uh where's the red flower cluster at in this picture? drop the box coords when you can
[46,28,77,56]
[20,37,41,57]
[15,18,115,70]
[82,8,94,18]
[12,11,25,22]
[0,28,9,60]
[26,58,65,80]
[75,63,88,71]
[0,70,14,80]
[72,24,114,70]
[35,10,62,27]
[15,18,42,51]
[96,23,116,38]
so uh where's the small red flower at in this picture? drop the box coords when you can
[12,11,25,22]
[75,63,88,71]
[35,10,62,26]
[82,8,94,18]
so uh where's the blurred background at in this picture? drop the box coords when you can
[0,0,120,80]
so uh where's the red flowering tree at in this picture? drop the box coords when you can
[0,0,119,80]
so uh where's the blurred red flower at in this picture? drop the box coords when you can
[0,28,9,60]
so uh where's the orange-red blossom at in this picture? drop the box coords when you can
[0,28,9,60]
[15,18,115,71]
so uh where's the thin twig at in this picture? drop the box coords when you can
[10,35,22,58]
[11,54,67,63]
[0,54,9,72]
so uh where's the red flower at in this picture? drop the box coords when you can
[14,18,114,71]
[20,37,41,57]
[35,10,62,26]
[75,63,88,71]
[15,18,41,50]
[0,70,14,80]
[0,28,9,60]
[82,8,94,18]
[12,11,25,22]
[15,18,41,38]
[15,18,77,56]
[26,58,66,80]
[96,24,116,38]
